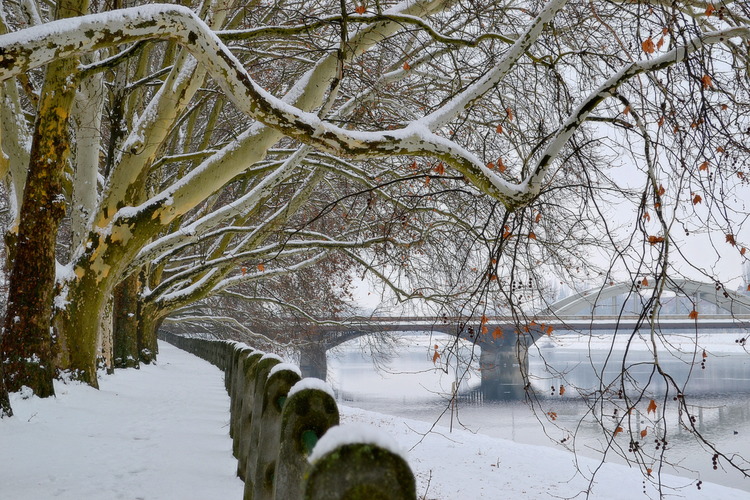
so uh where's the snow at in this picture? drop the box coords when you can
[0,342,243,500]
[340,406,748,500]
[308,423,408,464]
[268,362,301,379]
[1,340,747,500]
[288,377,335,399]
[259,352,283,363]
[55,261,76,282]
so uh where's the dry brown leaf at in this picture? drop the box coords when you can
[648,235,665,245]
[641,38,656,54]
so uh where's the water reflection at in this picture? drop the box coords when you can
[533,346,750,397]
[328,332,750,492]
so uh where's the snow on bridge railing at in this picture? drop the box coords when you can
[158,331,416,500]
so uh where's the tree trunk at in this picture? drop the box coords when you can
[113,273,140,368]
[57,274,102,386]
[0,361,11,417]
[137,302,164,364]
[0,60,80,395]
[0,0,90,400]
[99,295,114,374]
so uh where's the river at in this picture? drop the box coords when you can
[326,331,750,492]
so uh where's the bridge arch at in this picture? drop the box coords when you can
[547,278,750,316]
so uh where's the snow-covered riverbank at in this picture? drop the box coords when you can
[0,341,746,499]
[341,404,748,499]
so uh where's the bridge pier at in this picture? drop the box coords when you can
[299,343,328,380]
[478,343,528,400]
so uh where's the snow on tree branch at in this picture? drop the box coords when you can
[4,2,746,211]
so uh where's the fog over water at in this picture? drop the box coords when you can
[328,331,750,492]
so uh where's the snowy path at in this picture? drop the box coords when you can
[1,341,747,499]
[0,342,243,500]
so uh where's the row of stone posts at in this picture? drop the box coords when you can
[159,332,416,499]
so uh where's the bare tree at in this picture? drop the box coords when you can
[0,2,747,493]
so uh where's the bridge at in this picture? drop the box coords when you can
[299,279,750,396]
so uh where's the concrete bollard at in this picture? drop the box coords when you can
[226,344,243,393]
[234,351,264,473]
[158,335,416,500]
[303,424,416,500]
[272,379,339,500]
[247,364,302,500]
[241,353,282,485]
[227,343,249,391]
[230,349,256,441]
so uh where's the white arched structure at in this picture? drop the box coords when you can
[548,279,750,317]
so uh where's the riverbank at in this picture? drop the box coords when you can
[341,404,748,499]
[0,341,746,499]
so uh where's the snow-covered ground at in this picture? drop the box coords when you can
[1,342,244,500]
[1,341,747,500]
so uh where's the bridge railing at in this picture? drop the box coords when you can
[159,331,416,500]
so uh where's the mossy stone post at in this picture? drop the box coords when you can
[228,344,250,393]
[228,347,243,435]
[235,351,264,474]
[273,382,339,500]
[218,341,231,369]
[230,346,252,395]
[226,344,242,393]
[247,366,302,500]
[229,349,252,439]
[241,354,282,486]
[303,443,416,500]
[229,348,256,439]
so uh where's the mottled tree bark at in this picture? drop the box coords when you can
[0,0,89,396]
[113,273,140,369]
[137,302,164,364]
[0,361,11,417]
[1,66,76,394]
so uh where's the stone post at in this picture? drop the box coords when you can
[273,380,339,500]
[248,365,302,500]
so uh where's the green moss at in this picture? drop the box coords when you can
[303,444,416,500]
[301,430,318,455]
